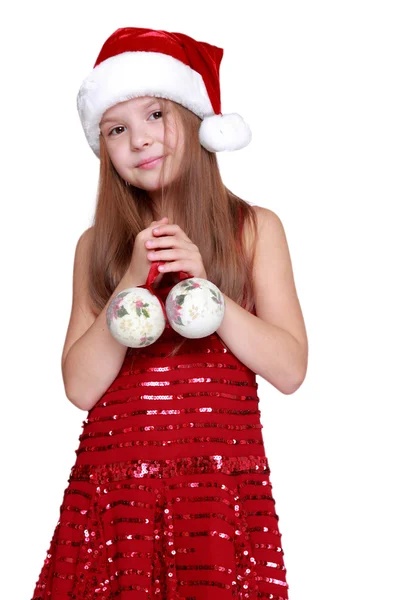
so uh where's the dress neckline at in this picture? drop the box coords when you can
[153,281,176,294]
[153,274,181,292]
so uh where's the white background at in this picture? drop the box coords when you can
[1,1,399,598]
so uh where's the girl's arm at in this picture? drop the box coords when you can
[216,207,308,395]
[61,229,144,412]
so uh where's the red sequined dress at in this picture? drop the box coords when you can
[32,278,290,600]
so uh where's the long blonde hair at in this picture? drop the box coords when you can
[87,98,258,355]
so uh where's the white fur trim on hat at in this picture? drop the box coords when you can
[77,51,214,158]
[199,113,252,152]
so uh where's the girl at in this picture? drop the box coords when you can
[32,26,308,600]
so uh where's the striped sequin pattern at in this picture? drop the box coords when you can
[32,317,289,599]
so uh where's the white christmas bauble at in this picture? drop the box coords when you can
[106,287,166,348]
[165,278,225,338]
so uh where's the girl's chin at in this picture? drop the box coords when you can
[136,177,175,192]
[141,183,165,192]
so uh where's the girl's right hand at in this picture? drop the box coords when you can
[128,216,169,284]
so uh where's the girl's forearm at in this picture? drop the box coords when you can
[62,270,143,412]
[216,294,307,395]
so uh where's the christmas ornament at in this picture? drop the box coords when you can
[165,275,225,338]
[107,261,225,347]
[106,265,166,348]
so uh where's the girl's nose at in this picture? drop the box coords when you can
[129,123,153,150]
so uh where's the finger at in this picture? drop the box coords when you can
[152,224,191,243]
[147,239,199,257]
[146,237,193,250]
[147,248,183,261]
[151,217,169,226]
[148,250,197,269]
[157,259,196,274]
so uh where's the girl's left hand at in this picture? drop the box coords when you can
[145,222,208,280]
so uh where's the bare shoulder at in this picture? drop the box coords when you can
[249,205,308,357]
[246,204,290,253]
[241,204,275,244]
[79,225,95,246]
[253,205,281,233]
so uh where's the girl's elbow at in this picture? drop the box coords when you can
[270,366,307,395]
[64,383,96,412]
[281,378,304,395]
[65,390,91,412]
[284,367,307,395]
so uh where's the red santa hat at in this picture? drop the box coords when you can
[77,27,252,157]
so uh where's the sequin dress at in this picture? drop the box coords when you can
[32,286,290,599]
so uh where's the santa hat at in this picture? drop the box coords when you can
[77,27,251,157]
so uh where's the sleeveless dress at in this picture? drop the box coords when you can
[31,286,290,600]
[31,210,290,599]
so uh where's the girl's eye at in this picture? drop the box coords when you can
[109,126,125,136]
[107,112,162,136]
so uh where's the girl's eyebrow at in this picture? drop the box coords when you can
[100,99,160,126]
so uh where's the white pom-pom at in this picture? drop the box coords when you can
[107,287,166,348]
[199,113,252,152]
[165,278,225,338]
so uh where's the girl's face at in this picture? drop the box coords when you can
[99,96,184,194]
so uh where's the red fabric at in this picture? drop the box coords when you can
[31,300,289,599]
[31,212,290,598]
[93,27,223,115]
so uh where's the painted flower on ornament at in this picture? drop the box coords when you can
[142,320,154,335]
[210,288,223,306]
[182,280,201,291]
[169,298,184,326]
[119,318,135,334]
[131,298,150,318]
[139,334,155,346]
[107,291,130,323]
[188,304,200,320]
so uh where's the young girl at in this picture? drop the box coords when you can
[32,26,308,600]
